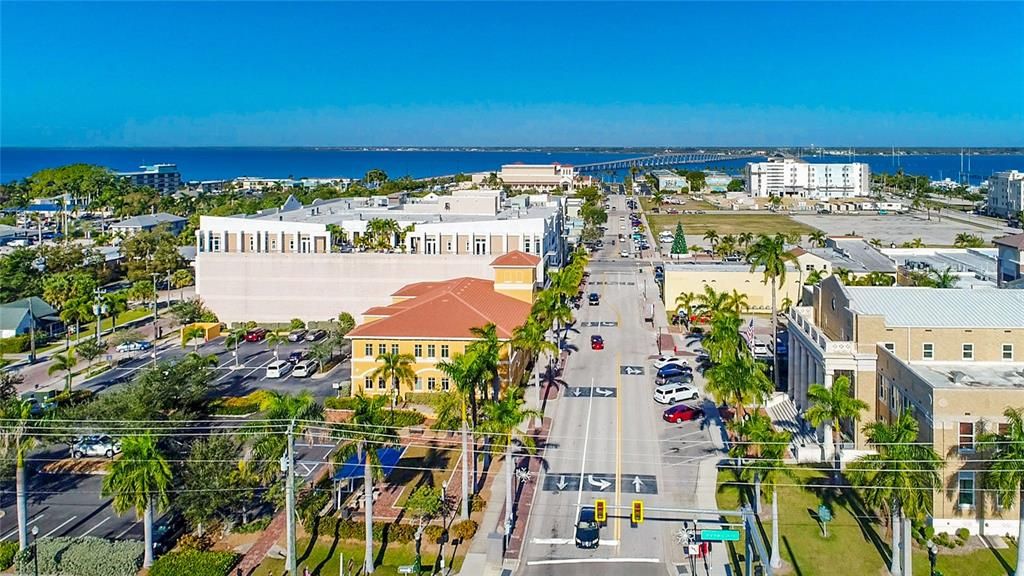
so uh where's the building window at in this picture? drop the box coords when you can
[378,344,387,356]
[364,376,372,390]
[474,236,488,255]
[414,377,423,391]
[922,343,934,360]
[427,344,436,358]
[440,345,449,358]
[958,472,975,508]
[427,377,436,390]
[1003,344,1014,361]
[959,422,975,452]
[391,344,399,355]
[524,236,531,254]
[378,377,386,390]
[414,344,423,357]
[364,344,373,357]
[878,382,885,401]
[446,240,453,252]
[210,235,222,252]
[999,422,1010,436]
[441,377,450,391]
[882,342,895,353]
[962,343,974,360]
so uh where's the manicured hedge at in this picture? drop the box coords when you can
[149,550,240,576]
[301,513,420,543]
[15,536,142,576]
[389,409,426,428]
[324,396,358,410]
[0,541,16,570]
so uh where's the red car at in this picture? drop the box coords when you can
[590,335,604,350]
[244,328,268,342]
[663,404,704,423]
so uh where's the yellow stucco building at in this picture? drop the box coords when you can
[346,251,540,397]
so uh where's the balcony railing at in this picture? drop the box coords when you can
[788,307,855,356]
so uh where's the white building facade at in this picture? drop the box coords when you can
[745,157,870,198]
[986,170,1024,219]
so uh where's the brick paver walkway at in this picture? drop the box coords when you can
[502,417,551,561]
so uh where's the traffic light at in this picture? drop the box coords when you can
[594,499,607,523]
[631,500,644,524]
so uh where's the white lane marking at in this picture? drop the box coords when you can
[575,376,596,515]
[526,558,659,566]
[42,515,78,538]
[531,538,570,545]
[115,521,139,539]
[599,539,620,546]
[81,516,111,536]
[0,513,46,540]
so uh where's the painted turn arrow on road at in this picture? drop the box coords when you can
[568,387,617,398]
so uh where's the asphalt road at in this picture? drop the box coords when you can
[82,334,349,402]
[520,194,725,576]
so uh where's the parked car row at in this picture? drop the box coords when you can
[246,327,327,343]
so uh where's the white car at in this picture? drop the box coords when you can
[115,341,153,353]
[619,250,630,258]
[71,435,121,459]
[265,360,293,379]
[751,341,772,358]
[652,355,688,369]
[292,360,319,378]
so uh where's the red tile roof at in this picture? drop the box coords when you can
[788,247,808,257]
[995,233,1024,251]
[490,250,541,267]
[348,277,531,340]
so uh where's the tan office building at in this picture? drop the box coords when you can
[662,262,803,316]
[788,276,1024,453]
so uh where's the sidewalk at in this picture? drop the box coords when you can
[456,454,507,576]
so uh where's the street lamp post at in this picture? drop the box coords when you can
[92,290,108,344]
[30,525,39,576]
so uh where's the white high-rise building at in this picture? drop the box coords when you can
[986,170,1024,219]
[744,155,870,198]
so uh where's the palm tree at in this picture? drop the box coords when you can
[1,400,36,551]
[805,269,825,286]
[703,230,720,249]
[47,350,77,394]
[929,267,957,288]
[369,352,416,414]
[674,291,699,329]
[725,289,750,316]
[705,354,772,420]
[869,238,884,248]
[182,326,205,353]
[171,269,193,301]
[246,391,324,481]
[701,310,743,365]
[333,394,397,575]
[437,353,480,520]
[478,387,541,542]
[978,408,1024,576]
[223,327,247,368]
[531,289,572,348]
[736,427,794,569]
[695,285,731,319]
[738,232,754,249]
[265,329,286,358]
[768,195,783,211]
[848,412,942,576]
[748,234,794,390]
[652,189,666,206]
[511,319,559,411]
[468,323,502,400]
[808,230,827,247]
[102,433,172,567]
[804,375,868,482]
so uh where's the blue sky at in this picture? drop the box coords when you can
[2,1,1022,147]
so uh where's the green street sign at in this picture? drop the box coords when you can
[818,505,833,523]
[699,529,740,542]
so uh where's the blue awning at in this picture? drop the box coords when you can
[333,446,405,482]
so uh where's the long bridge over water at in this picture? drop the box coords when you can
[574,152,761,173]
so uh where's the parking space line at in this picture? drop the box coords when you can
[115,522,139,539]
[42,515,77,538]
[1,513,45,541]
[81,516,111,537]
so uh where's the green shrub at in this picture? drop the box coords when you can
[300,514,419,543]
[233,516,272,534]
[451,519,478,542]
[405,392,443,407]
[0,541,17,570]
[424,524,446,543]
[389,409,426,428]
[0,335,30,354]
[15,536,142,576]
[325,396,358,410]
[178,532,213,551]
[955,527,970,543]
[210,401,261,415]
[150,550,240,576]
[471,494,486,512]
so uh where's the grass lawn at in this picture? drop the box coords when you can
[646,213,821,238]
[716,469,1018,576]
[390,444,461,508]
[253,536,465,576]
[36,307,153,354]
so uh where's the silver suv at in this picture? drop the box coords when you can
[70,435,121,459]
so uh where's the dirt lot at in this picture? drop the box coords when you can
[791,212,1004,246]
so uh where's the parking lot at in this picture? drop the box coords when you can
[84,333,350,401]
[791,212,1007,246]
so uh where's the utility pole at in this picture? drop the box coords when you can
[285,419,297,575]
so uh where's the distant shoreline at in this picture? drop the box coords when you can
[3,146,1023,155]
